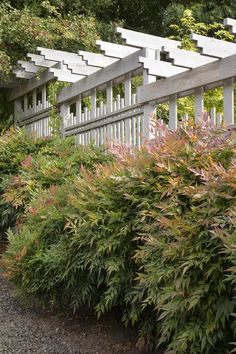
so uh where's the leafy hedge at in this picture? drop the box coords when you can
[2,121,236,353]
[0,127,110,239]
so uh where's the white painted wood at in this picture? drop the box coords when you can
[140,57,188,77]
[116,27,180,49]
[107,124,112,142]
[143,103,156,140]
[13,68,34,79]
[162,46,217,68]
[132,93,137,105]
[223,78,234,125]
[125,118,131,145]
[78,51,118,67]
[67,62,100,75]
[49,68,84,83]
[210,107,216,125]
[195,87,204,122]
[18,61,41,74]
[190,33,236,58]
[116,94,121,110]
[169,94,177,130]
[132,117,136,145]
[84,107,88,122]
[91,89,97,118]
[138,52,236,105]
[124,73,132,106]
[121,98,125,108]
[57,49,144,104]
[76,95,81,123]
[9,70,55,101]
[216,112,223,126]
[96,40,138,58]
[143,48,156,85]
[121,121,125,143]
[37,47,82,63]
[106,81,113,113]
[99,101,104,115]
[27,54,57,68]
[137,115,141,148]
[42,85,47,110]
[224,18,236,36]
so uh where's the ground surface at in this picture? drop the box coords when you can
[0,270,162,354]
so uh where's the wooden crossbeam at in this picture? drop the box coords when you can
[190,33,236,58]
[224,18,236,36]
[162,46,217,68]
[49,68,84,83]
[18,60,41,74]
[9,70,55,100]
[96,40,138,58]
[78,51,118,67]
[139,57,188,77]
[57,48,145,104]
[66,62,100,75]
[138,52,236,104]
[27,54,57,68]
[13,68,35,79]
[116,27,180,49]
[37,47,83,63]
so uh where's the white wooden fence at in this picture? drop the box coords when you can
[9,17,236,145]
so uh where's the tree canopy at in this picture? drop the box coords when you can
[1,0,236,127]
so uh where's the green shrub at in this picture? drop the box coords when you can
[0,127,110,238]
[3,121,236,353]
[0,127,50,237]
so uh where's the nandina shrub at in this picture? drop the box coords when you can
[3,135,110,215]
[2,120,236,353]
[3,163,140,312]
[0,127,51,237]
[0,126,110,239]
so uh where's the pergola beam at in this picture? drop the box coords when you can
[116,27,180,49]
[37,47,83,63]
[138,52,236,104]
[66,62,100,76]
[9,70,55,101]
[13,68,35,79]
[190,33,236,58]
[18,60,42,74]
[57,48,145,104]
[27,54,58,68]
[224,18,236,36]
[78,51,118,67]
[49,68,84,83]
[96,40,138,58]
[139,57,188,77]
[162,46,217,68]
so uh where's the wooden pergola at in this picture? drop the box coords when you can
[7,17,236,146]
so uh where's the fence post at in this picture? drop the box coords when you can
[42,85,47,110]
[169,94,177,130]
[76,95,82,124]
[60,103,70,139]
[142,48,157,140]
[223,78,234,125]
[106,81,113,114]
[91,88,97,119]
[32,89,37,113]
[194,87,204,122]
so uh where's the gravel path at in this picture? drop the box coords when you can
[0,273,161,354]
